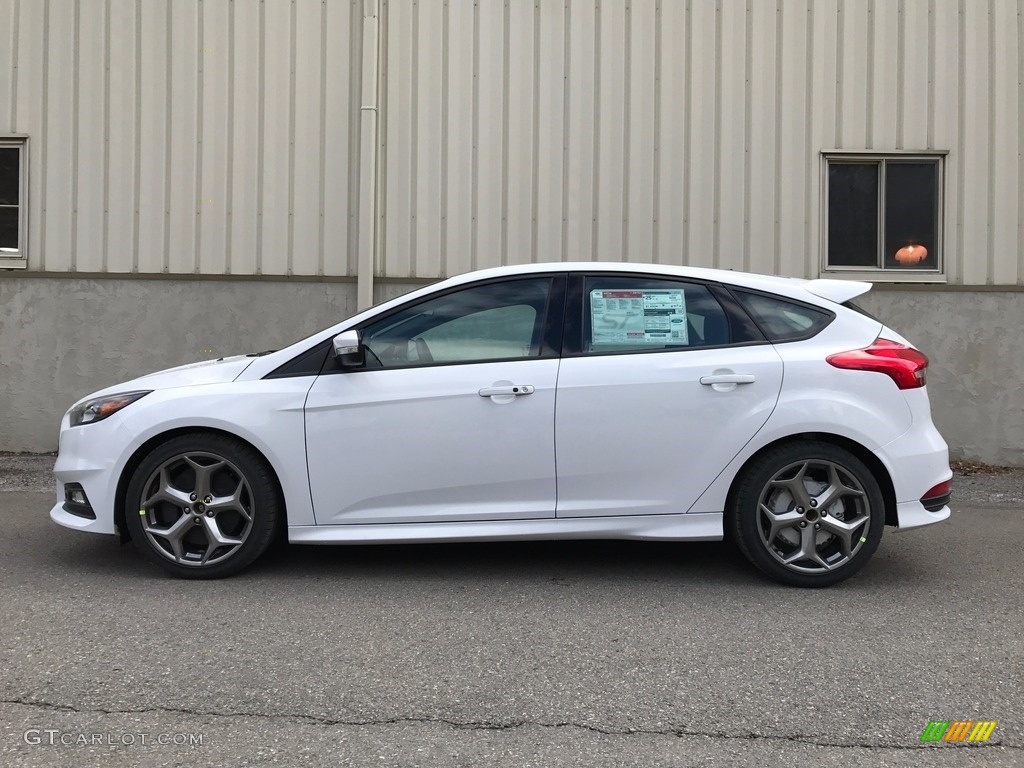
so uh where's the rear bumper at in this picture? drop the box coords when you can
[893,500,951,531]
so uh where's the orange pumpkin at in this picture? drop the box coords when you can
[894,244,928,265]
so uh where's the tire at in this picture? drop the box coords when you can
[124,433,282,579]
[728,441,885,587]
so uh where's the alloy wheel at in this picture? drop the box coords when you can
[138,452,255,567]
[756,459,871,574]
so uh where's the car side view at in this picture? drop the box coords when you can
[52,263,952,587]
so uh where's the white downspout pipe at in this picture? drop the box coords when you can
[356,0,380,309]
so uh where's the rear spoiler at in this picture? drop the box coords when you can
[802,279,872,305]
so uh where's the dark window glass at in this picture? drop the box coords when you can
[884,162,938,269]
[359,278,551,368]
[734,291,833,342]
[0,207,18,250]
[828,163,878,267]
[0,148,18,206]
[581,276,730,353]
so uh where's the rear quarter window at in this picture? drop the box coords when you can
[732,290,834,342]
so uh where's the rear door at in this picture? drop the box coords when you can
[554,274,784,518]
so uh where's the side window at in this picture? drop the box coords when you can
[359,278,551,368]
[733,290,833,342]
[582,277,730,354]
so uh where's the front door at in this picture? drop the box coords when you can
[305,276,564,525]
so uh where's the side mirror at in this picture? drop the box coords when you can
[332,330,365,367]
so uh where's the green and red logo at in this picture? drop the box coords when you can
[920,720,997,743]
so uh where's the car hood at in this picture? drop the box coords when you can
[76,355,256,404]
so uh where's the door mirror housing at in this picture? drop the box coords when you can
[332,330,365,367]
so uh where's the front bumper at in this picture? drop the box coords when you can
[50,413,132,537]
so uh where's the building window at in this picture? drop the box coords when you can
[823,153,943,275]
[0,138,27,266]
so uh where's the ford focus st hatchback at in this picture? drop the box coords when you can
[52,263,952,587]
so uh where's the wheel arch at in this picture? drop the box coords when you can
[725,432,898,528]
[114,427,287,543]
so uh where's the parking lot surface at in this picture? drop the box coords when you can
[1,455,1021,767]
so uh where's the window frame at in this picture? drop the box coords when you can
[821,150,946,282]
[0,136,28,269]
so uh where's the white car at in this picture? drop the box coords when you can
[52,263,951,586]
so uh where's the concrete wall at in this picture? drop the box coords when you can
[0,276,360,451]
[858,288,1024,467]
[2,276,1020,466]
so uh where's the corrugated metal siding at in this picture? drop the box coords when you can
[3,0,362,276]
[381,0,1023,283]
[1,0,1021,284]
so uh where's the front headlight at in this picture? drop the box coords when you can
[68,391,152,427]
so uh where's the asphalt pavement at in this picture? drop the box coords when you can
[0,455,1021,767]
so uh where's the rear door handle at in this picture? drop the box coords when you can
[478,385,535,397]
[699,374,756,385]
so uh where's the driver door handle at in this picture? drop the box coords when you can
[478,385,535,397]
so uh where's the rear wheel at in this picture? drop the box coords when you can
[729,441,885,587]
[124,433,281,578]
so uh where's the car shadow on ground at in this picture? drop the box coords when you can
[45,526,769,588]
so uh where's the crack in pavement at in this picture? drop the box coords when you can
[2,697,1016,751]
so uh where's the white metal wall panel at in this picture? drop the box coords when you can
[13,0,46,270]
[229,1,260,276]
[136,0,169,275]
[414,0,444,277]
[259,0,291,276]
[1,0,13,132]
[535,0,566,266]
[932,0,961,283]
[3,0,1022,285]
[42,1,75,273]
[105,0,137,273]
[475,1,506,272]
[505,0,536,268]
[324,0,357,278]
[654,0,686,267]
[292,0,325,277]
[625,0,655,266]
[776,0,810,280]
[870,0,899,151]
[685,0,717,270]
[716,1,746,272]
[960,0,992,286]
[594,0,626,264]
[382,0,414,278]
[167,3,198,274]
[991,0,1020,286]
[75,0,106,273]
[375,0,1021,284]
[747,0,778,277]
[442,0,475,277]
[198,0,229,276]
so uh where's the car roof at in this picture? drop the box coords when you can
[242,262,870,379]
[438,262,870,304]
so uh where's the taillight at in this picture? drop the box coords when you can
[921,479,952,512]
[826,338,928,389]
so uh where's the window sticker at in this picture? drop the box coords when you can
[590,289,688,346]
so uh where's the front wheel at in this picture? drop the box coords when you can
[124,433,282,578]
[728,441,885,587]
